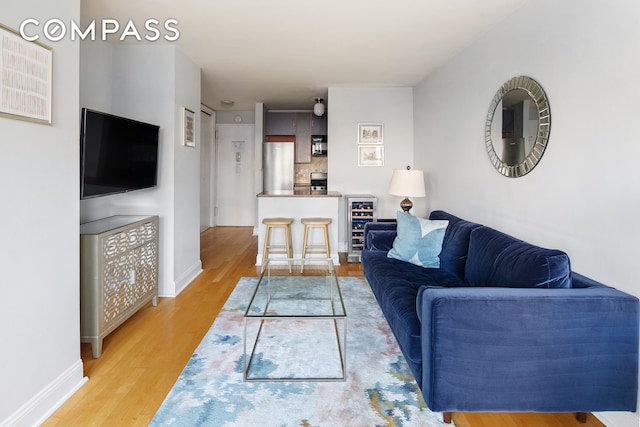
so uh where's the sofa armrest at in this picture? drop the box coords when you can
[363,222,397,251]
[418,286,639,413]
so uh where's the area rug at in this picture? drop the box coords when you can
[151,277,452,427]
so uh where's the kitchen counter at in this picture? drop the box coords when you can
[256,192,341,266]
[257,190,341,197]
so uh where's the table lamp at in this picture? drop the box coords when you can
[388,166,426,214]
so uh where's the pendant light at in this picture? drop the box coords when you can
[313,98,325,116]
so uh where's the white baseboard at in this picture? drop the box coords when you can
[0,360,87,427]
[173,260,203,297]
[595,411,639,427]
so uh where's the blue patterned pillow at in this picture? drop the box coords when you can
[387,212,448,268]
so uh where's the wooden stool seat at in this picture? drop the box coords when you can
[301,218,332,225]
[261,217,294,272]
[263,217,295,226]
[300,217,331,272]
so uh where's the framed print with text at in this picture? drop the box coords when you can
[0,23,53,124]
[182,107,196,147]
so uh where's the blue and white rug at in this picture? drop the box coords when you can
[151,277,452,427]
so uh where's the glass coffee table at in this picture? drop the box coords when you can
[243,259,347,381]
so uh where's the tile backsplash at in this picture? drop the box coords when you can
[295,156,327,184]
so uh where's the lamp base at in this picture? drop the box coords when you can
[399,198,413,214]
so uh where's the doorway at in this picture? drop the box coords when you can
[215,124,256,226]
[200,107,216,232]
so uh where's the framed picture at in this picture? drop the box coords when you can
[182,107,196,147]
[358,123,383,144]
[0,23,53,124]
[358,145,384,167]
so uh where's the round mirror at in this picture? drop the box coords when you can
[485,76,551,177]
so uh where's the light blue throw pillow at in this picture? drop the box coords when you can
[387,212,448,268]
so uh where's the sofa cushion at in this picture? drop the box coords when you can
[364,222,397,251]
[387,212,448,268]
[464,226,571,289]
[361,249,465,384]
[364,250,466,294]
[429,210,482,280]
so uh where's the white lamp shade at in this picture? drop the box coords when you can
[388,168,426,197]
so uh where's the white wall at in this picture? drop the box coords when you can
[413,1,639,426]
[79,40,112,112]
[172,48,202,293]
[0,1,87,425]
[80,44,202,297]
[216,110,255,125]
[327,87,415,249]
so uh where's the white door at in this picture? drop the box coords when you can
[215,124,255,226]
[200,108,215,231]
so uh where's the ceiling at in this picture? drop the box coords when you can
[81,0,528,112]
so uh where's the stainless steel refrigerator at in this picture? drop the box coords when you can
[263,138,294,194]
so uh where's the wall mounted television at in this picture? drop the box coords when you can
[80,108,160,199]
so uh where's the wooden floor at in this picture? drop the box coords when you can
[44,226,605,427]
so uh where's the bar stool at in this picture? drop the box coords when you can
[300,217,331,272]
[261,217,294,273]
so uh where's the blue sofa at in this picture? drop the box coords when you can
[361,210,639,422]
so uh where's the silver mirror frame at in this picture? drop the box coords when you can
[485,76,551,177]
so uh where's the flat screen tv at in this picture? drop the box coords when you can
[80,108,160,199]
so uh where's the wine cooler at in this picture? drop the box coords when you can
[345,194,377,262]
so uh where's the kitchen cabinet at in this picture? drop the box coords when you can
[295,112,312,163]
[265,112,295,135]
[346,195,377,262]
[311,113,327,135]
[265,111,327,164]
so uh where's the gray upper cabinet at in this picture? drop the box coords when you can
[265,112,295,135]
[295,112,312,163]
[311,114,327,135]
[265,111,327,164]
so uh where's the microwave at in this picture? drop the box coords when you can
[311,135,327,156]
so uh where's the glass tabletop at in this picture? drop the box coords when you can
[245,259,346,319]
